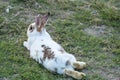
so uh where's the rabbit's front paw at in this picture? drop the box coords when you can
[23,41,30,50]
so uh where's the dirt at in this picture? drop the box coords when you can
[84,25,113,38]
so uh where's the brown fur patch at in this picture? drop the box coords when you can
[42,45,55,61]
[37,26,42,32]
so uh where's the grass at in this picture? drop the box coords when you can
[0,0,120,80]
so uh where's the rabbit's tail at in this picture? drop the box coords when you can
[64,69,86,79]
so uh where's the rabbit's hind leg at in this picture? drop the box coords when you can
[64,69,86,79]
[72,61,86,69]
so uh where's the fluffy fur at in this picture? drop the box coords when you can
[23,13,86,79]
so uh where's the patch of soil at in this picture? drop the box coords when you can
[83,57,120,80]
[97,67,120,80]
[84,25,113,38]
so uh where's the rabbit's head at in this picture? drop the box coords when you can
[27,12,50,37]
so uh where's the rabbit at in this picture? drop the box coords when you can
[23,12,87,79]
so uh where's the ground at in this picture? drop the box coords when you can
[0,0,120,80]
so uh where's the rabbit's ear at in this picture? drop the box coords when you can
[35,15,41,26]
[37,12,50,32]
[41,12,50,26]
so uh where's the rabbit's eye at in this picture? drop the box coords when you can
[30,26,33,30]
[29,25,34,32]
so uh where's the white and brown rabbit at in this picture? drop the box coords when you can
[23,12,86,79]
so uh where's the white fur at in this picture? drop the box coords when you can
[23,14,86,79]
[23,22,76,74]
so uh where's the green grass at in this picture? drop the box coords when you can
[0,0,120,80]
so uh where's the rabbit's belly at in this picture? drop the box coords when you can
[30,40,76,74]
